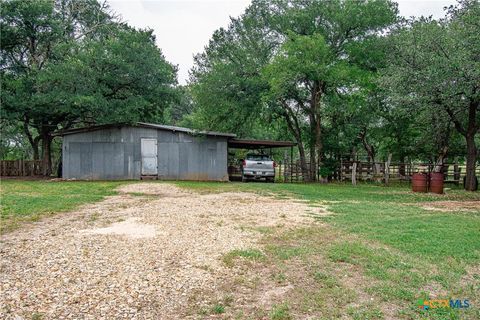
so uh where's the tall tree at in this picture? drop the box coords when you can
[261,0,398,180]
[189,4,275,138]
[382,0,480,190]
[1,0,177,175]
[190,0,398,180]
[263,32,349,179]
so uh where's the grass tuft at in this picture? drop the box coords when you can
[269,303,291,320]
[223,249,265,267]
[212,304,225,314]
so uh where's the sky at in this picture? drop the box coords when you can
[107,0,458,85]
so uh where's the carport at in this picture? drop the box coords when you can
[227,138,297,181]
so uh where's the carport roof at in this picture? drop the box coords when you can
[55,122,237,138]
[228,139,297,149]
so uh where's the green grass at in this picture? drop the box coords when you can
[1,179,479,319]
[269,303,291,320]
[174,181,480,319]
[176,181,480,263]
[223,248,265,267]
[0,179,125,232]
[212,304,225,314]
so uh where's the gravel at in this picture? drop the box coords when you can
[0,183,326,319]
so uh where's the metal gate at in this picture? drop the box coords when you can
[141,138,158,175]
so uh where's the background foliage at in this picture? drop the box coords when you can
[1,0,478,189]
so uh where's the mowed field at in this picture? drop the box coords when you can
[1,179,479,319]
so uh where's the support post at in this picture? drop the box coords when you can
[352,161,357,186]
[278,159,282,181]
[340,158,343,181]
[453,158,460,185]
[385,153,392,185]
[290,146,293,183]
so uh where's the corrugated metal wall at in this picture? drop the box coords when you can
[62,126,229,181]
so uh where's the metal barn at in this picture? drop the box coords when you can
[59,123,235,181]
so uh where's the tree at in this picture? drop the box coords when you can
[189,5,274,138]
[0,122,34,160]
[1,0,177,175]
[263,32,343,179]
[165,86,194,126]
[261,0,398,180]
[382,0,480,190]
[190,0,398,180]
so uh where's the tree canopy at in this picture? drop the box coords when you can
[1,0,177,174]
[186,0,478,189]
[1,0,478,190]
[381,0,480,190]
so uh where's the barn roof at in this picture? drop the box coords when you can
[56,123,297,148]
[55,122,237,138]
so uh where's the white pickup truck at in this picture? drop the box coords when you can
[241,154,276,182]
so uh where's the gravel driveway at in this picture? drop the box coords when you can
[0,183,325,319]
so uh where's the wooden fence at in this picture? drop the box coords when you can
[339,161,476,185]
[278,160,319,182]
[0,160,44,176]
[3,157,472,182]
[275,160,476,184]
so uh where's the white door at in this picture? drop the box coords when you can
[141,138,158,175]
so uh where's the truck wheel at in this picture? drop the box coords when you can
[266,177,274,183]
[242,175,248,183]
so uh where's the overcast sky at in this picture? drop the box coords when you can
[107,0,457,85]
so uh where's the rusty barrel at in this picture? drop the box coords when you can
[412,173,428,192]
[430,172,444,194]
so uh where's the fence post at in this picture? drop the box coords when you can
[278,160,282,181]
[339,158,343,181]
[352,161,357,186]
[453,159,460,185]
[290,146,293,183]
[384,153,392,185]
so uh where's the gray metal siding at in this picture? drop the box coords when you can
[62,125,228,181]
[156,133,228,181]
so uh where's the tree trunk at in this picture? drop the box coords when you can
[311,81,323,182]
[399,156,406,177]
[463,100,478,191]
[359,127,376,174]
[434,146,448,173]
[465,132,477,191]
[23,120,41,160]
[309,147,316,181]
[444,99,478,191]
[314,113,322,181]
[41,132,53,176]
[281,106,310,181]
[32,137,41,161]
[308,114,317,182]
[297,141,309,181]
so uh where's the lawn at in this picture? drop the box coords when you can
[0,179,124,233]
[174,181,480,319]
[1,179,479,319]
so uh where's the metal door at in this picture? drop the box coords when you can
[141,138,157,175]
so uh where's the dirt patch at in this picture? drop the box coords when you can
[0,182,326,319]
[420,282,449,299]
[259,284,294,306]
[80,217,157,238]
[420,201,480,212]
[459,263,480,288]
